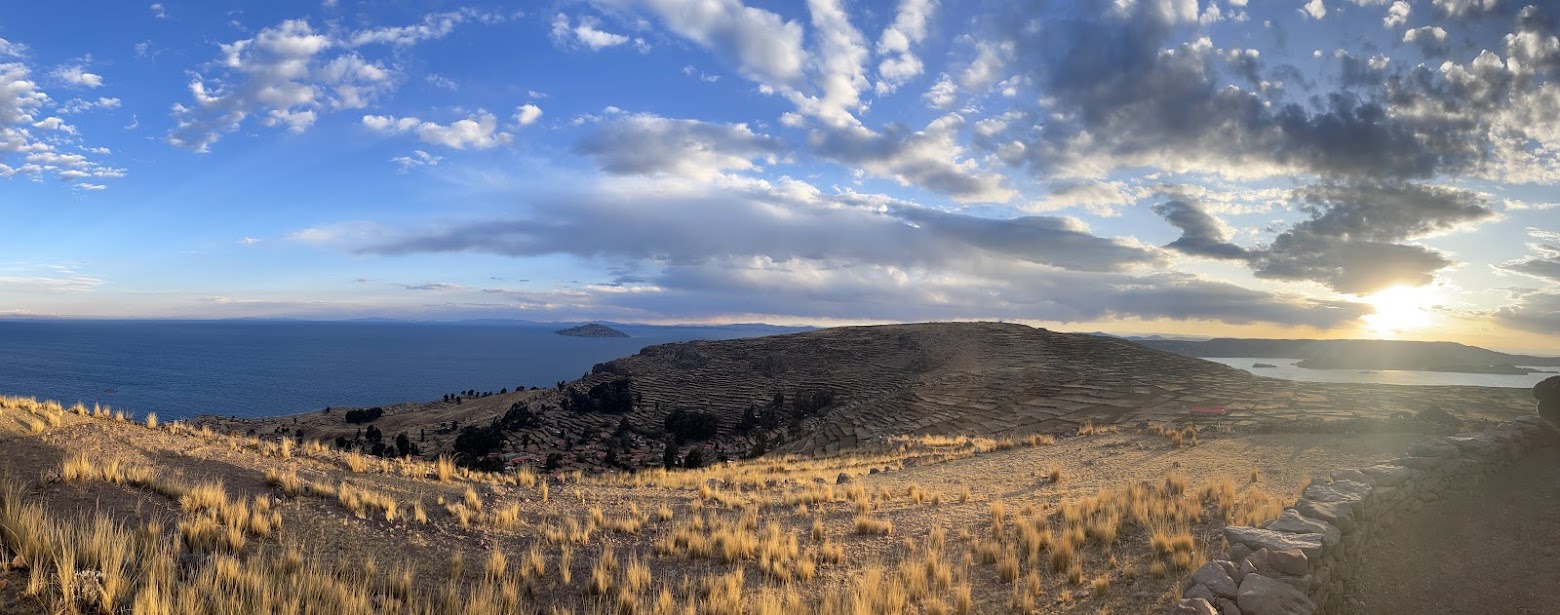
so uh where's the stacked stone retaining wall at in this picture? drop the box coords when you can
[1169,416,1553,615]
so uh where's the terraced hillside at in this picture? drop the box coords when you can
[199,322,1535,472]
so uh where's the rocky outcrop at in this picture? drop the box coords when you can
[1171,416,1551,615]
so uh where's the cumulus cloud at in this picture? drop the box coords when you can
[169,20,391,151]
[1433,0,1502,18]
[1300,0,1327,20]
[362,111,511,150]
[1402,25,1450,56]
[874,0,936,94]
[591,0,806,86]
[573,113,784,179]
[169,12,496,151]
[1024,181,1141,216]
[1,51,116,187]
[808,114,1015,203]
[50,64,103,88]
[514,104,543,126]
[551,13,647,51]
[348,9,476,47]
[1384,1,1411,28]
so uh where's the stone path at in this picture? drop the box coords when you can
[1340,427,1560,615]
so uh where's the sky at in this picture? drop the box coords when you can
[1,0,1558,353]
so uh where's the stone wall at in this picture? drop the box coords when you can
[1169,416,1553,615]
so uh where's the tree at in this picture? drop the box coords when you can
[663,440,680,470]
[395,432,411,456]
[664,408,719,444]
[683,447,705,469]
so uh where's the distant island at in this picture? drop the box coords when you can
[1252,363,1277,368]
[1128,337,1560,374]
[556,323,629,338]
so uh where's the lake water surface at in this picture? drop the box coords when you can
[1203,357,1553,388]
[0,320,789,421]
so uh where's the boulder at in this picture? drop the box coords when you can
[1268,549,1309,576]
[1535,376,1560,424]
[1417,405,1463,428]
[1214,597,1243,615]
[1329,468,1368,484]
[835,473,850,485]
[1170,598,1219,615]
[1237,573,1318,615]
[1296,499,1357,534]
[1266,509,1341,547]
[1444,433,1499,453]
[1224,526,1324,560]
[1190,561,1240,598]
[1229,543,1253,564]
[1408,441,1458,458]
[1359,464,1414,487]
[1186,584,1217,601]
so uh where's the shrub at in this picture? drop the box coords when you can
[664,408,719,444]
[343,407,384,424]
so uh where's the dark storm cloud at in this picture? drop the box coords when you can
[1155,183,1496,294]
[1151,200,1251,260]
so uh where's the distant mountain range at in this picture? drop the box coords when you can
[1122,337,1560,374]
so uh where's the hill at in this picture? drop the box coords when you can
[556,323,629,338]
[1129,337,1560,373]
[199,323,1535,474]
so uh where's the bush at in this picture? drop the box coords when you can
[562,377,635,414]
[664,408,719,444]
[499,402,540,431]
[452,424,506,468]
[344,407,384,424]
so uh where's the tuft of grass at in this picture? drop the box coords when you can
[435,455,455,482]
[145,412,158,429]
[853,515,893,536]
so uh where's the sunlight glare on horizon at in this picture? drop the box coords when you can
[1361,286,1442,337]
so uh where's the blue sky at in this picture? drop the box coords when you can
[1,0,1558,351]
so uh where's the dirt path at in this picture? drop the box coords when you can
[1341,430,1560,615]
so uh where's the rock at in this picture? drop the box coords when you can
[1224,527,1324,559]
[1395,455,1444,470]
[1445,433,1499,452]
[1360,464,1414,487]
[868,468,880,475]
[1268,549,1309,576]
[1229,543,1253,564]
[1535,376,1560,423]
[1302,481,1368,513]
[1296,499,1357,534]
[1408,441,1458,458]
[1266,509,1341,547]
[10,554,25,570]
[1330,468,1368,484]
[1217,559,1244,584]
[1237,573,1318,615]
[1170,598,1219,615]
[835,473,850,485]
[1417,405,1464,428]
[1191,561,1240,598]
[1186,583,1217,601]
[1214,597,1243,615]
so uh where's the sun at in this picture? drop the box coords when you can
[1360,285,1441,337]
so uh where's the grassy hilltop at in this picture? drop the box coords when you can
[0,323,1540,615]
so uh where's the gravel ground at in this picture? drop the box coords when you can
[1341,428,1560,615]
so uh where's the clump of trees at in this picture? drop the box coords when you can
[343,407,384,424]
[664,408,719,444]
[561,377,637,414]
[452,423,507,472]
[498,402,540,430]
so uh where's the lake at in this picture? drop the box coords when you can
[1203,357,1554,389]
[0,320,794,421]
